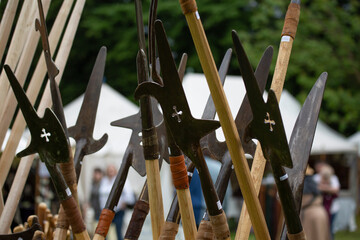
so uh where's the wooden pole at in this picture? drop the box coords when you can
[0,0,73,195]
[0,0,37,113]
[235,1,300,239]
[0,0,85,233]
[178,0,269,239]
[145,160,164,239]
[0,0,20,63]
[0,0,54,158]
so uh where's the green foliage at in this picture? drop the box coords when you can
[2,0,358,136]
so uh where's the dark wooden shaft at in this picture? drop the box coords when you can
[271,162,303,235]
[204,156,232,221]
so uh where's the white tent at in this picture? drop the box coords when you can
[349,132,360,156]
[64,83,173,203]
[182,73,357,155]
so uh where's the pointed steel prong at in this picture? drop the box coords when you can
[155,20,182,88]
[4,65,40,128]
[111,113,141,129]
[178,53,188,82]
[16,144,38,158]
[70,47,106,139]
[232,30,265,116]
[201,48,232,121]
[192,119,220,141]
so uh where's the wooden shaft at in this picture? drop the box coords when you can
[54,228,68,240]
[196,220,214,240]
[0,0,76,200]
[0,0,19,63]
[236,1,300,238]
[158,221,179,240]
[0,146,34,233]
[181,7,270,240]
[0,0,37,112]
[124,199,149,240]
[0,191,4,221]
[176,188,197,240]
[0,0,85,233]
[287,230,306,240]
[0,0,73,151]
[37,202,48,230]
[145,159,164,239]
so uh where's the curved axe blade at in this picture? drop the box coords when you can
[232,30,292,169]
[279,72,327,239]
[287,73,328,201]
[4,65,69,163]
[67,47,108,177]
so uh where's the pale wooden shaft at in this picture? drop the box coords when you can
[0,0,37,111]
[184,12,270,240]
[235,36,295,240]
[0,0,76,191]
[74,231,91,240]
[0,0,19,63]
[0,0,85,231]
[0,147,34,233]
[235,144,265,240]
[0,0,52,154]
[145,160,164,239]
[54,228,68,240]
[177,188,197,240]
[92,234,105,240]
[271,39,294,100]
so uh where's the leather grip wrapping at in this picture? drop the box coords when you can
[170,155,189,189]
[124,200,149,239]
[196,220,214,240]
[281,2,300,38]
[179,0,197,14]
[95,209,115,237]
[158,221,179,240]
[287,230,307,240]
[142,127,160,160]
[209,211,230,239]
[61,197,86,233]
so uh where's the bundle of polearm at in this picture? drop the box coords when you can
[0,0,332,239]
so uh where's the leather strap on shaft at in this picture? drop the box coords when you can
[281,2,300,38]
[124,200,149,239]
[287,230,306,240]
[61,197,86,233]
[209,211,230,239]
[142,127,159,160]
[196,220,214,240]
[170,155,189,189]
[179,0,197,14]
[95,208,115,237]
[158,221,179,240]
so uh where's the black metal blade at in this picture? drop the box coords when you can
[232,30,292,168]
[4,65,68,163]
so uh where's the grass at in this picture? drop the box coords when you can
[334,214,360,240]
[228,214,360,239]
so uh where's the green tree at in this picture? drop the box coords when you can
[1,0,359,136]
